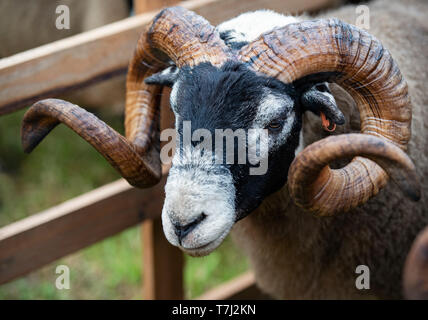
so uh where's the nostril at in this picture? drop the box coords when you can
[174,213,206,243]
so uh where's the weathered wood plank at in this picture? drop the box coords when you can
[134,0,181,14]
[0,175,166,285]
[196,271,271,300]
[0,13,146,115]
[0,0,337,115]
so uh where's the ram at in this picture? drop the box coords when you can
[21,0,427,299]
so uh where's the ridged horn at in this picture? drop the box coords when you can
[21,99,160,187]
[126,6,231,153]
[239,18,420,215]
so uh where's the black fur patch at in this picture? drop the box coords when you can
[172,61,301,219]
[219,30,249,50]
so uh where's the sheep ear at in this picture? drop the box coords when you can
[300,82,345,125]
[144,66,179,87]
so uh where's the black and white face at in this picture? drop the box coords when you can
[145,61,342,256]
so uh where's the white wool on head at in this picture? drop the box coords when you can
[217,10,300,43]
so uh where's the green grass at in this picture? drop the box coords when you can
[0,108,248,300]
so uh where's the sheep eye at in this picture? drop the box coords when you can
[267,121,282,131]
[315,83,329,93]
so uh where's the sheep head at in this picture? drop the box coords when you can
[21,7,420,257]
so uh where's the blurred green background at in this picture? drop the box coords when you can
[0,108,248,299]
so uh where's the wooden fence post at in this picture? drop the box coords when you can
[142,218,184,299]
[142,86,182,299]
[140,46,182,298]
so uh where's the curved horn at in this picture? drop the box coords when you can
[239,18,420,215]
[126,6,231,153]
[22,7,230,188]
[287,134,420,215]
[22,99,160,187]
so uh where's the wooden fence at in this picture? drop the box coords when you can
[0,0,341,299]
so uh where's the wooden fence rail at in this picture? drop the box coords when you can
[0,175,166,285]
[0,0,339,299]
